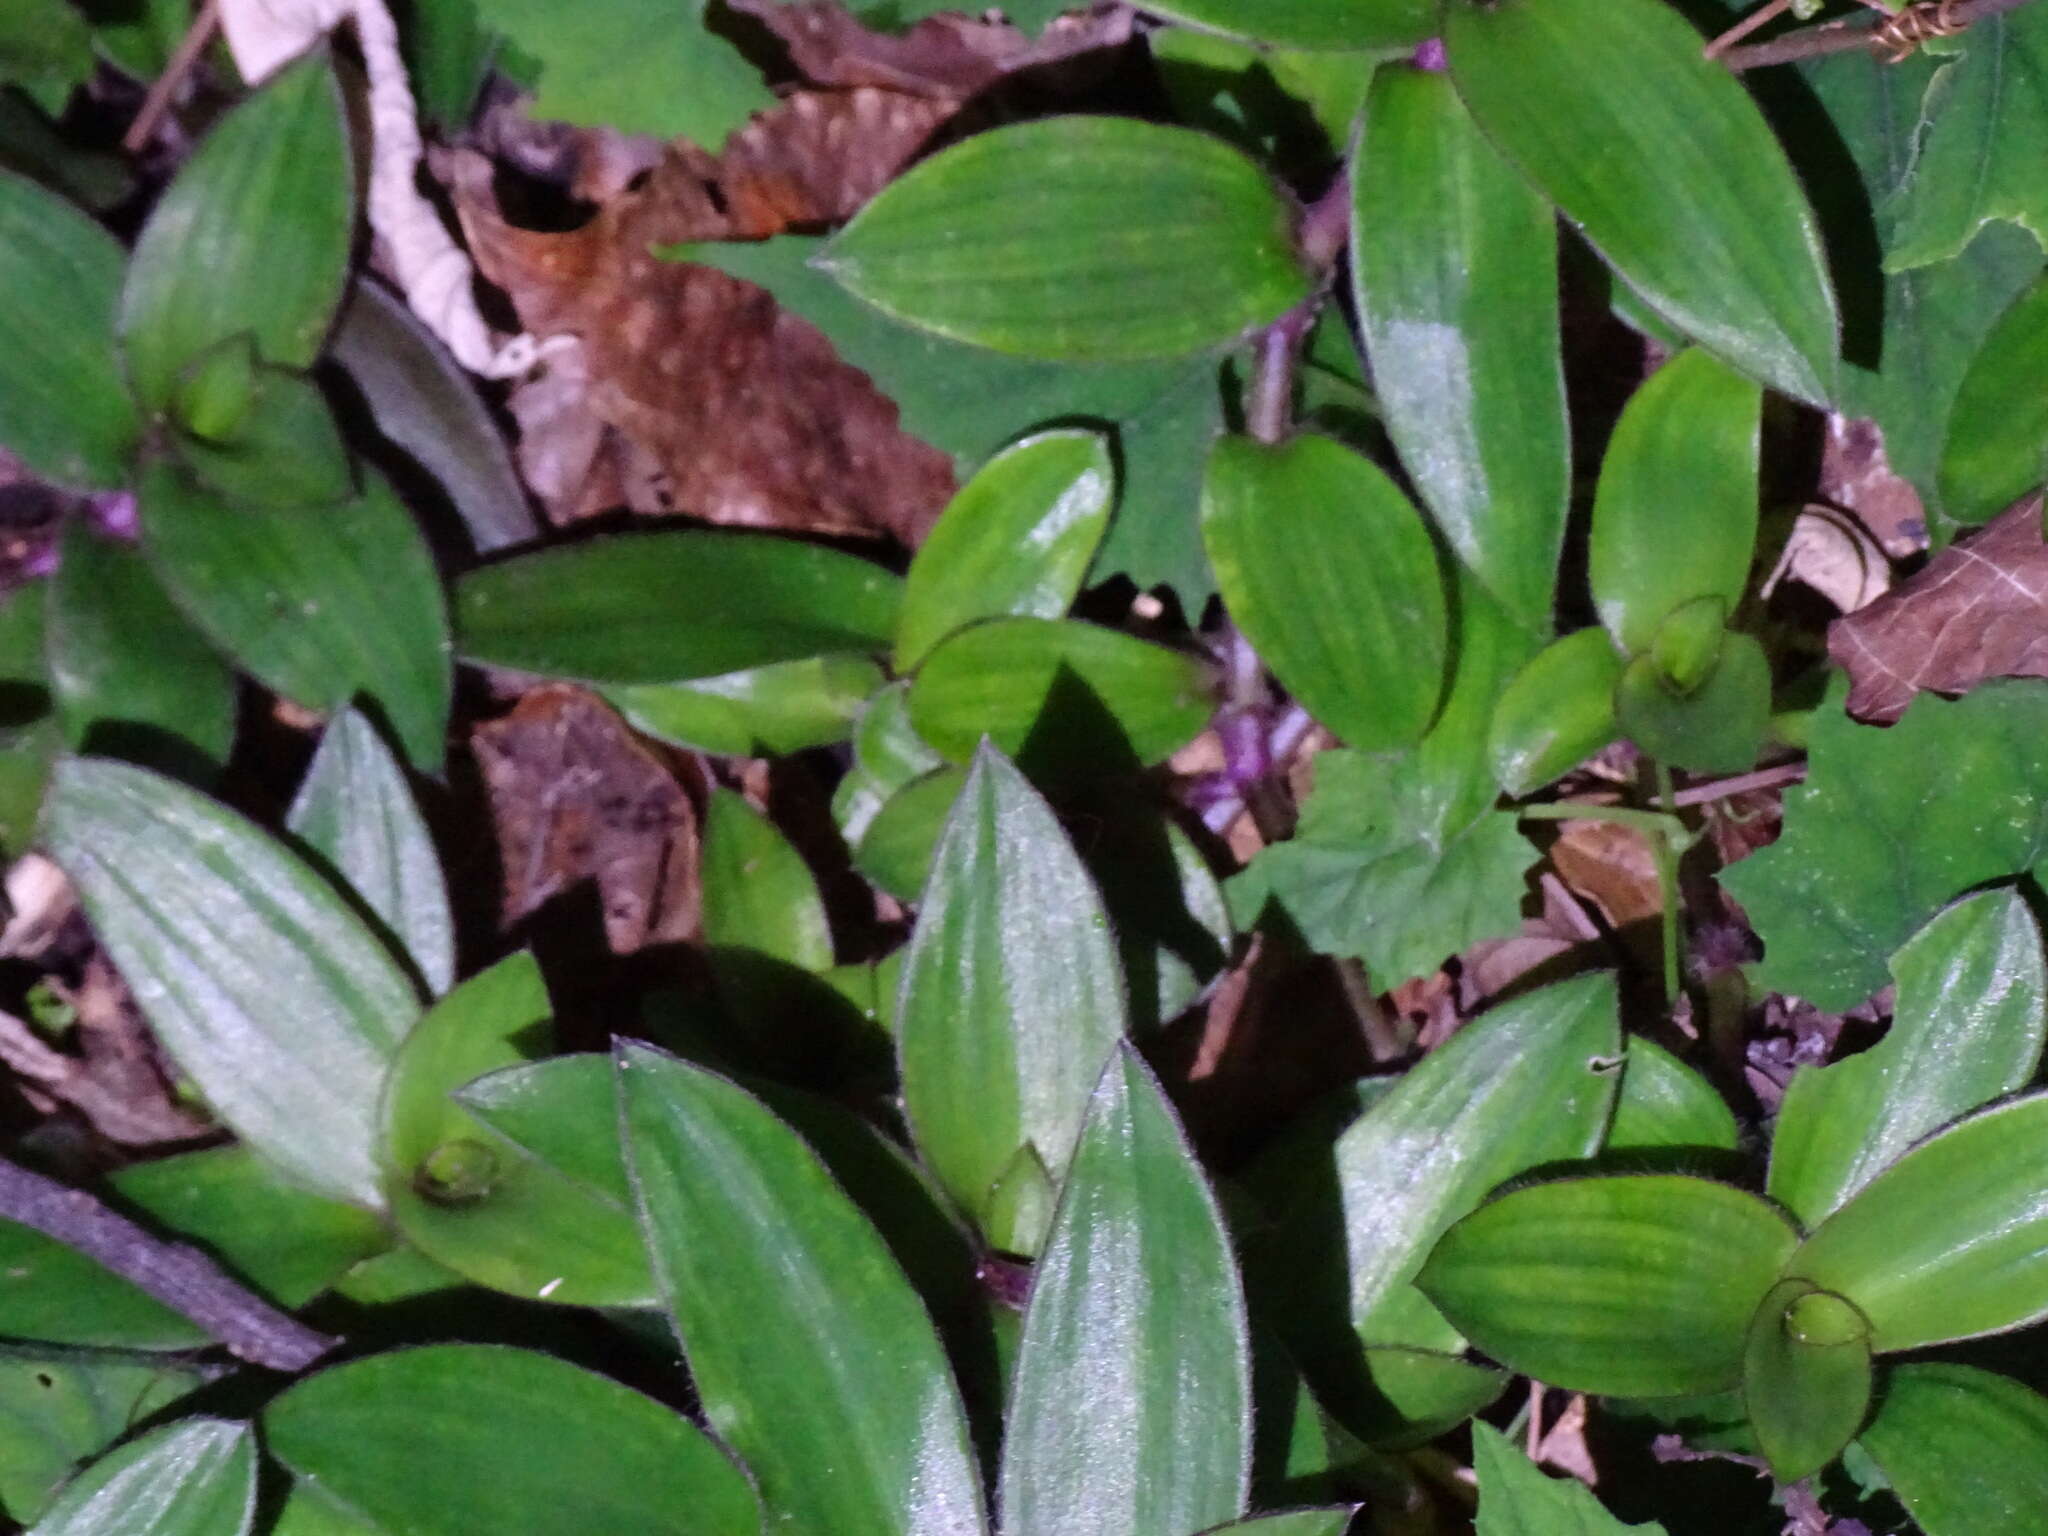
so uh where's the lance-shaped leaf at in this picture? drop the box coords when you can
[1489,627,1622,796]
[897,745,1126,1227]
[1001,1045,1249,1536]
[607,655,882,758]
[27,1419,255,1536]
[701,789,832,971]
[288,706,454,996]
[1785,1090,2048,1351]
[1420,1175,1800,1397]
[896,430,1113,672]
[0,171,136,488]
[1444,0,1838,404]
[1742,1279,1873,1484]
[1203,433,1447,751]
[1941,273,2048,523]
[40,758,421,1208]
[1770,888,2046,1228]
[1857,1364,2048,1536]
[619,1045,987,1536]
[455,530,901,685]
[821,116,1311,362]
[265,1343,758,1535]
[1471,1422,1666,1535]
[1353,66,1568,631]
[119,50,353,407]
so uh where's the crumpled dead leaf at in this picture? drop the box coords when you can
[471,684,702,955]
[1829,493,2048,723]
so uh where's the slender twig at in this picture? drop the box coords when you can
[1706,0,1797,59]
[122,0,222,154]
[1722,0,2034,70]
[0,1155,339,1370]
[1669,759,1808,807]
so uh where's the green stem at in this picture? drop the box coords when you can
[1652,760,1683,1013]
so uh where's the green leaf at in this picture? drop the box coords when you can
[1079,804,1232,1031]
[1784,1090,2048,1351]
[1884,6,2048,270]
[0,0,92,116]
[41,759,421,1207]
[1000,1044,1250,1536]
[1608,1039,1739,1153]
[1142,0,1426,48]
[139,461,451,772]
[853,766,967,904]
[1203,433,1447,751]
[172,360,353,511]
[45,521,234,779]
[618,1045,988,1536]
[821,117,1311,362]
[1857,1364,2048,1536]
[896,430,1113,672]
[1353,65,1568,631]
[26,1419,253,1536]
[119,50,353,408]
[1193,1512,1361,1536]
[0,171,136,488]
[1489,627,1623,797]
[329,278,541,553]
[1444,0,1838,404]
[1420,1174,1800,1397]
[701,789,832,971]
[606,655,881,758]
[1741,1279,1873,1483]
[897,745,1127,1224]
[287,706,455,996]
[834,680,945,849]
[1471,1421,1666,1535]
[1722,677,2048,1009]
[1589,350,1759,656]
[456,530,900,686]
[1611,631,1771,775]
[1769,888,2046,1228]
[0,1349,205,1526]
[906,616,1211,777]
[475,0,771,143]
[1941,272,2048,522]
[266,1343,758,1535]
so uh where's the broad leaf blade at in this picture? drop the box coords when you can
[1489,627,1622,796]
[1857,1364,2048,1536]
[1941,272,2048,522]
[0,1350,207,1526]
[1611,632,1770,775]
[27,1419,254,1536]
[1741,1280,1873,1484]
[41,758,421,1207]
[1608,1039,1739,1153]
[1000,1045,1250,1536]
[607,655,882,758]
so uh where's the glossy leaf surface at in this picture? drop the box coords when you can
[1941,273,2048,522]
[1607,1039,1739,1153]
[700,789,832,971]
[1489,627,1623,796]
[26,1418,253,1536]
[1858,1364,2048,1536]
[607,655,881,758]
[853,766,967,903]
[1741,1279,1872,1483]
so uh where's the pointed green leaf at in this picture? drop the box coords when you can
[1354,66,1568,630]
[898,745,1126,1223]
[1941,272,2048,522]
[27,1419,253,1536]
[266,1343,758,1535]
[0,0,92,116]
[172,359,353,511]
[41,758,421,1207]
[0,1350,206,1526]
[835,680,945,849]
[1203,433,1448,751]
[0,171,136,488]
[119,51,353,406]
[1612,631,1771,775]
[1608,1038,1739,1153]
[619,1045,987,1536]
[1444,0,1838,404]
[1420,1174,1800,1396]
[822,116,1311,362]
[1785,1090,2048,1350]
[1489,627,1623,796]
[983,1142,1058,1260]
[1770,888,2046,1227]
[701,789,832,972]
[606,654,882,758]
[456,530,901,685]
[1742,1279,1872,1483]
[287,706,453,995]
[139,461,452,772]
[1589,350,1759,655]
[1471,1421,1666,1535]
[896,430,1113,671]
[853,765,968,903]
[1857,1364,2048,1536]
[1001,1045,1249,1536]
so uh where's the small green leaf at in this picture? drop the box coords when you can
[1420,1174,1800,1397]
[619,1045,988,1536]
[1589,350,1760,656]
[41,759,422,1208]
[1857,1364,2048,1536]
[0,171,137,488]
[983,1143,1057,1260]
[287,706,455,996]
[169,333,256,443]
[701,789,832,971]
[606,655,881,758]
[120,50,353,407]
[1608,1039,1739,1153]
[1612,631,1771,775]
[1769,888,2047,1228]
[1143,0,1425,48]
[896,430,1113,671]
[456,530,901,686]
[1444,0,1838,403]
[1489,627,1623,796]
[897,745,1126,1224]
[1000,1045,1250,1536]
[1941,273,2048,522]
[172,360,353,510]
[906,617,1211,777]
[1203,433,1448,751]
[835,680,945,849]
[265,1344,759,1535]
[853,766,967,904]
[1471,1421,1666,1535]
[1742,1279,1872,1483]
[1354,65,1569,631]
[0,1350,205,1526]
[822,116,1310,362]
[1647,597,1729,697]
[26,1419,254,1536]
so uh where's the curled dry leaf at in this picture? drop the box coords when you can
[470,684,701,955]
[1829,494,2048,723]
[1820,414,1927,560]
